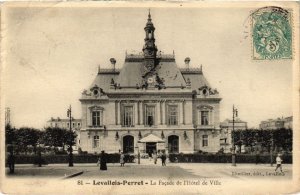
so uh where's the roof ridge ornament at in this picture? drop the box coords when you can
[148,9,151,21]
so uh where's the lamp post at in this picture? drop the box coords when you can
[67,105,74,167]
[37,142,42,167]
[232,105,238,166]
[7,142,15,174]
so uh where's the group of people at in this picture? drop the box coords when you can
[148,150,167,166]
[97,150,168,170]
[97,151,126,171]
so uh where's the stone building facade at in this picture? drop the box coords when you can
[46,117,82,130]
[259,116,293,130]
[79,12,222,154]
[220,119,248,131]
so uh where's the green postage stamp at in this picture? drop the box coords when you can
[252,6,292,60]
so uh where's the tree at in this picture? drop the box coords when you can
[42,127,77,152]
[15,127,40,154]
[63,130,77,149]
[233,128,293,154]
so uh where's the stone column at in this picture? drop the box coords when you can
[117,101,121,125]
[135,101,138,126]
[162,100,166,125]
[210,110,214,125]
[160,101,163,125]
[157,101,161,126]
[180,100,184,125]
[182,99,185,125]
[139,101,144,125]
[137,101,140,125]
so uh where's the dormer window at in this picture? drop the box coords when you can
[93,89,99,96]
[90,84,101,97]
[199,86,209,96]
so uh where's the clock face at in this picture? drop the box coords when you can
[147,77,154,84]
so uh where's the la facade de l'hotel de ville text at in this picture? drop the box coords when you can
[45,11,292,156]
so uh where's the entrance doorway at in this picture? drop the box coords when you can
[168,135,179,153]
[146,142,157,157]
[123,135,134,153]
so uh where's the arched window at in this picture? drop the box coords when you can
[168,135,179,153]
[123,135,134,153]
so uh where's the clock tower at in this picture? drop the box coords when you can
[143,10,157,71]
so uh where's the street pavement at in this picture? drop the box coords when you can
[6,159,292,180]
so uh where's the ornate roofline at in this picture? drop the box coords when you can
[124,53,175,62]
[180,68,202,74]
[98,69,120,74]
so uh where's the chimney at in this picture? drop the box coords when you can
[110,58,116,70]
[184,57,190,69]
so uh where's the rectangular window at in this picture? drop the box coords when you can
[202,135,208,147]
[168,105,178,125]
[92,111,101,127]
[93,135,99,148]
[145,106,155,126]
[122,106,134,127]
[78,123,81,127]
[201,111,209,125]
[72,123,75,128]
[67,123,69,127]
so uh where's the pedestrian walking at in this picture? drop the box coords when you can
[275,153,283,172]
[120,152,125,167]
[161,151,166,166]
[153,151,157,164]
[7,153,15,174]
[99,150,108,171]
[149,151,152,161]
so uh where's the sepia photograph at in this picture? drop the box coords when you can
[1,2,299,194]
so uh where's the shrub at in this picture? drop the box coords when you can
[55,150,68,155]
[11,153,133,164]
[168,153,292,164]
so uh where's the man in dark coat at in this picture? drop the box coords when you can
[161,151,166,166]
[99,150,107,171]
[7,153,15,173]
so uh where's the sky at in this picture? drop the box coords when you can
[2,6,293,128]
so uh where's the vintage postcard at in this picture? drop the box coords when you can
[0,2,299,195]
